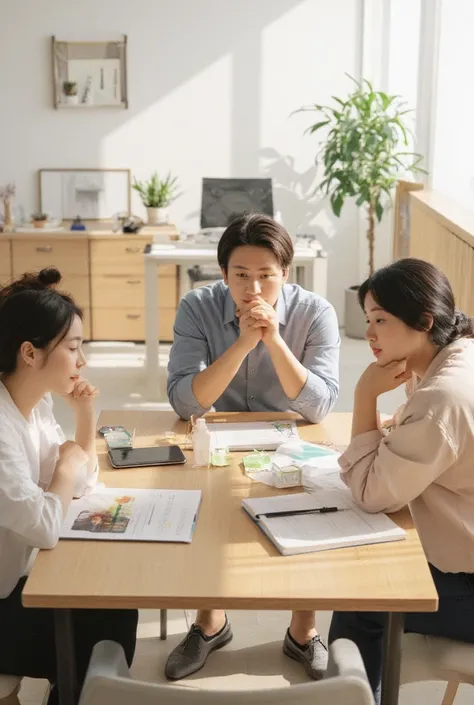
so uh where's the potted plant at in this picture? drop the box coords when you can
[132,172,182,225]
[63,80,78,105]
[31,211,48,229]
[297,77,425,337]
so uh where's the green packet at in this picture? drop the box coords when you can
[242,451,272,472]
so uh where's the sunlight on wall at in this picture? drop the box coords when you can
[100,54,233,230]
[432,0,474,209]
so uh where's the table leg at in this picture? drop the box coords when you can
[145,258,160,398]
[380,612,404,705]
[160,608,168,640]
[54,609,78,705]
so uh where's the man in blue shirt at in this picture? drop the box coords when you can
[166,213,340,681]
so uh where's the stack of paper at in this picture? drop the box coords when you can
[207,420,299,451]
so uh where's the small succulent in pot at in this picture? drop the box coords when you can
[31,211,48,228]
[63,81,77,96]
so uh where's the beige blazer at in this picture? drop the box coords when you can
[340,339,474,573]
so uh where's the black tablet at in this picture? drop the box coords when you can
[108,445,186,469]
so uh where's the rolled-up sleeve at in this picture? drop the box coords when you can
[0,440,63,550]
[289,303,340,423]
[167,298,212,420]
[339,413,457,513]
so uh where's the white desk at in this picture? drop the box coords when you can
[144,244,327,395]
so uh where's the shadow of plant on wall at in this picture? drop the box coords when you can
[259,147,335,249]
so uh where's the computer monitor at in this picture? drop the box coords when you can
[200,178,274,229]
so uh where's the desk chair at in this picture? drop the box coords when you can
[402,633,474,704]
[0,676,21,705]
[79,638,374,705]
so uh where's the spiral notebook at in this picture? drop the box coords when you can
[242,489,406,555]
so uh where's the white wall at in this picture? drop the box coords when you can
[1,0,370,320]
[431,0,474,209]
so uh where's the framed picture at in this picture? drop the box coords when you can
[392,180,424,260]
[52,36,128,109]
[39,169,131,221]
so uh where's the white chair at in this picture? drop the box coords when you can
[402,633,474,705]
[0,676,21,705]
[79,638,375,705]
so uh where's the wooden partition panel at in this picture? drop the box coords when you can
[410,192,474,317]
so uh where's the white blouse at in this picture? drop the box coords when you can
[0,381,96,598]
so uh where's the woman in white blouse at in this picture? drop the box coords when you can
[329,258,474,703]
[0,268,138,704]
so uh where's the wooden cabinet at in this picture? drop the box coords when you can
[90,236,177,342]
[11,235,92,339]
[4,230,178,342]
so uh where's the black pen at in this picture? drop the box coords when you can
[256,506,344,519]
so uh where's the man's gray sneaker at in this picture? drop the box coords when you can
[282,629,328,680]
[165,619,233,680]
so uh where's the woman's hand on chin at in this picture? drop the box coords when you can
[356,359,412,399]
[64,377,99,410]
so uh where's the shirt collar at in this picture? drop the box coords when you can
[421,338,472,383]
[222,286,288,326]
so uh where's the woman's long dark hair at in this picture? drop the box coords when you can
[358,258,473,346]
[0,267,82,375]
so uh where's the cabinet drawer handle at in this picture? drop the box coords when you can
[126,313,141,320]
[36,246,53,253]
[126,279,141,285]
[125,247,140,253]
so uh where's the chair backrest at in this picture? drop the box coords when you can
[402,633,474,685]
[0,675,21,700]
[200,178,274,230]
[79,639,374,705]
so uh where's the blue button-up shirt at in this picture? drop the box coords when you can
[167,281,340,423]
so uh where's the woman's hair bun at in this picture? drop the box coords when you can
[36,267,62,288]
[450,309,474,341]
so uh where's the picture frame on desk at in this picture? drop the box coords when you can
[38,168,131,222]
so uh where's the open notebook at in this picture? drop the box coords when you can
[207,420,299,451]
[242,489,405,555]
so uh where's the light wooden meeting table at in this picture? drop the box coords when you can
[22,411,438,705]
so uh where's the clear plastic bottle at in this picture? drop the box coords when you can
[192,418,212,467]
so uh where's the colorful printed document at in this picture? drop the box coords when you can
[61,488,202,543]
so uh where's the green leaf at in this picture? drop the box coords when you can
[307,120,330,134]
[331,192,344,217]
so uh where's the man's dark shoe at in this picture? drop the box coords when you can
[165,618,233,680]
[282,629,328,680]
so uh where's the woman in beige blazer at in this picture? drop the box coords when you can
[328,258,474,703]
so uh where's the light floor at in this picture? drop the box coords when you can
[18,336,473,705]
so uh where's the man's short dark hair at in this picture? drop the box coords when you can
[217,213,294,272]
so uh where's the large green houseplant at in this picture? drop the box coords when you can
[133,172,182,225]
[298,77,425,336]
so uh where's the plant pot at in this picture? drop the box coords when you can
[147,207,170,225]
[65,95,78,105]
[33,220,46,229]
[345,286,367,339]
